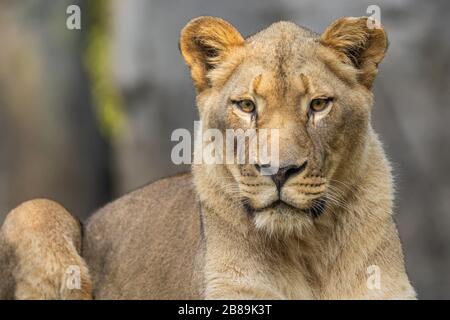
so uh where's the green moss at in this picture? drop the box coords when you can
[85,0,125,139]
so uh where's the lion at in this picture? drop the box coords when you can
[0,16,416,299]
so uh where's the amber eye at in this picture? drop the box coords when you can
[237,100,256,113]
[309,98,332,113]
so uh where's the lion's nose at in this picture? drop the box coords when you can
[256,161,307,191]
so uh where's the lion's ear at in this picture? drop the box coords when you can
[320,17,388,89]
[180,16,244,92]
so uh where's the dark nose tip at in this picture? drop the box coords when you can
[257,161,307,191]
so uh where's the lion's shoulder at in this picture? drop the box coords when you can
[83,171,202,299]
[87,171,195,223]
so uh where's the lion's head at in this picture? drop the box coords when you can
[180,16,388,236]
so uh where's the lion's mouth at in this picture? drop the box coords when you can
[246,198,327,218]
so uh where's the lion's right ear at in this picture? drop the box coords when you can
[180,16,244,92]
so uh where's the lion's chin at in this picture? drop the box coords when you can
[252,206,314,238]
[247,198,327,237]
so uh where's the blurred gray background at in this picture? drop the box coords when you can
[0,0,449,299]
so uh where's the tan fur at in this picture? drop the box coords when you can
[0,200,92,299]
[0,16,415,299]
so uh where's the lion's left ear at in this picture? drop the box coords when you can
[320,17,388,89]
[180,16,244,92]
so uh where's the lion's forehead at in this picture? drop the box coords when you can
[235,27,331,96]
[212,21,352,104]
[246,21,318,44]
[245,21,320,64]
[229,57,334,104]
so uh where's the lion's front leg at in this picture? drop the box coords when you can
[0,199,92,300]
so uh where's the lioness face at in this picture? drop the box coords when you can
[181,17,387,235]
